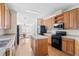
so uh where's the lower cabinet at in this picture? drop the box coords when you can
[4,44,15,56]
[48,36,51,45]
[62,39,67,53]
[62,38,75,55]
[31,38,48,56]
[75,40,79,56]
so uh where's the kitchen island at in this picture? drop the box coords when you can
[31,35,48,56]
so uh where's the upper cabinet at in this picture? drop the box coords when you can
[70,9,77,29]
[64,8,79,29]
[43,18,52,27]
[77,8,79,28]
[0,4,5,29]
[41,17,55,31]
[38,8,79,29]
[0,3,11,29]
[5,4,11,29]
[64,11,70,29]
[54,14,64,23]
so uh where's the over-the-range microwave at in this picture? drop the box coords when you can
[53,23,64,30]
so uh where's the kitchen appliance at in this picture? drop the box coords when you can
[53,23,64,29]
[17,25,20,45]
[51,31,66,50]
[40,25,47,35]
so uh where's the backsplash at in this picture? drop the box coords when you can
[52,29,79,36]
[64,30,79,36]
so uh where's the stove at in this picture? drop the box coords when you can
[52,31,66,50]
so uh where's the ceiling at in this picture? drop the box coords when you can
[7,3,79,19]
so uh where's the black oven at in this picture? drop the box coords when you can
[52,31,66,50]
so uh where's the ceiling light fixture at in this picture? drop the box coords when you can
[25,10,40,15]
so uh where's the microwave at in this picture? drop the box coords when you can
[53,23,64,29]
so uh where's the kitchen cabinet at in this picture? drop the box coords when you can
[54,14,64,23]
[66,39,75,55]
[5,4,11,29]
[4,44,15,56]
[70,9,77,29]
[75,40,79,56]
[31,38,48,56]
[77,8,79,28]
[42,17,54,31]
[64,11,70,29]
[0,3,5,29]
[44,19,50,26]
[63,8,79,29]
[0,3,11,29]
[62,39,67,53]
[62,38,75,55]
[48,36,51,44]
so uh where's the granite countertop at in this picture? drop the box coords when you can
[0,33,16,56]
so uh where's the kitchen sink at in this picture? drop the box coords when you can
[0,40,10,47]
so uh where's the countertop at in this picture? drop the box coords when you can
[62,35,79,41]
[31,35,48,40]
[0,34,16,56]
[43,32,79,41]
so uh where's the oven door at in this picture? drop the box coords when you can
[52,35,62,50]
[53,38,60,45]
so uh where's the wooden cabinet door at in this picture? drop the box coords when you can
[42,18,52,29]
[0,4,2,28]
[48,36,51,44]
[0,4,5,29]
[62,38,75,55]
[62,39,67,52]
[5,5,8,29]
[1,4,5,29]
[70,9,77,29]
[77,8,79,28]
[5,4,11,29]
[75,40,79,56]
[67,39,75,55]
[64,11,70,29]
[75,46,79,56]
[34,39,48,56]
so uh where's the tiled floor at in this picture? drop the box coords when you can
[15,38,68,56]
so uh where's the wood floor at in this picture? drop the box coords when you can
[48,45,68,56]
[15,38,34,56]
[15,38,68,56]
